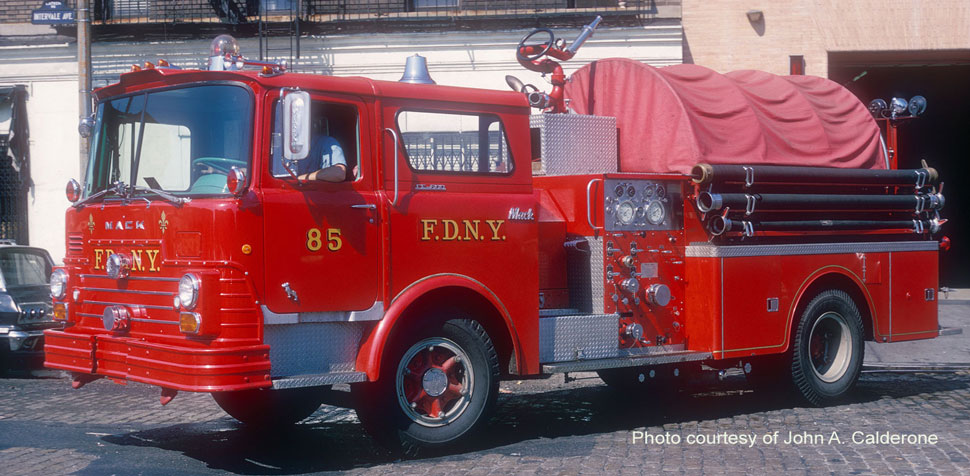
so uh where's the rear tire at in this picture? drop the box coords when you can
[791,290,864,405]
[353,318,499,456]
[213,387,324,427]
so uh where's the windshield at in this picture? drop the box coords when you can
[85,84,253,197]
[0,250,50,288]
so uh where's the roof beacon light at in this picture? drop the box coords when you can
[209,34,241,71]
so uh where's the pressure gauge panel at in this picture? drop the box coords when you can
[603,179,681,231]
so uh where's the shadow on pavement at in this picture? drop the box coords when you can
[100,373,970,474]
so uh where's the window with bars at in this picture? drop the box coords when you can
[397,110,513,175]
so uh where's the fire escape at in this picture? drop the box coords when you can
[205,0,300,67]
[257,1,300,67]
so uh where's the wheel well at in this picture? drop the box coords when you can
[390,286,515,377]
[793,273,875,341]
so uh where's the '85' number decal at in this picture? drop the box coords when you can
[306,228,342,252]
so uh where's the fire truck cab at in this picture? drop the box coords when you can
[45,27,948,455]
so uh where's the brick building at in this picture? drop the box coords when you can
[681,1,970,285]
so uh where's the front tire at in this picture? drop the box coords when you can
[791,290,864,405]
[354,318,499,456]
[212,387,324,427]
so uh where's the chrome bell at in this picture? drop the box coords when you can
[399,54,436,85]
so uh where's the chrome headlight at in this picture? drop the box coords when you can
[50,269,68,299]
[178,273,201,310]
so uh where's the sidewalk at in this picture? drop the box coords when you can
[940,287,970,304]
[864,298,970,364]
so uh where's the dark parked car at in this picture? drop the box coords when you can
[0,242,58,374]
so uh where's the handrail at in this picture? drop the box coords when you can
[384,127,400,206]
[585,178,603,231]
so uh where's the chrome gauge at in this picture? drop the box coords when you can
[603,179,678,231]
[646,200,666,225]
[616,201,636,225]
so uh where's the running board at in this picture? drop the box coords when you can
[271,371,367,389]
[542,351,712,374]
[939,326,963,336]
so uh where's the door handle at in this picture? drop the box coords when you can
[351,204,377,210]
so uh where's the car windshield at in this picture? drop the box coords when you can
[85,84,252,198]
[0,250,50,287]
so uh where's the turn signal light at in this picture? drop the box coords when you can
[179,312,201,334]
[53,303,68,321]
[226,167,247,197]
[65,179,81,203]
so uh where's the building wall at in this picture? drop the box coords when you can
[682,0,970,75]
[0,42,78,263]
[90,25,683,90]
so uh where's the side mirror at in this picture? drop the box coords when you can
[282,90,310,162]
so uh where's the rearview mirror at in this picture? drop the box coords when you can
[282,90,310,162]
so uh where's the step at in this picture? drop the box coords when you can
[271,371,367,389]
[542,350,712,374]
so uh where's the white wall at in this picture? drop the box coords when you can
[0,42,78,264]
[91,25,684,89]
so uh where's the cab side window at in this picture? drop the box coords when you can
[271,100,361,181]
[397,110,513,174]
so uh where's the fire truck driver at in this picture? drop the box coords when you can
[297,116,347,183]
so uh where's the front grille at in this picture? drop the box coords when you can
[76,275,182,330]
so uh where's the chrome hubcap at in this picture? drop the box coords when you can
[809,311,852,383]
[396,337,474,428]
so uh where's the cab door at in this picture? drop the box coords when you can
[262,93,381,314]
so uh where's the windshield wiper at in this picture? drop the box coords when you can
[72,181,189,208]
[132,186,189,207]
[72,181,128,208]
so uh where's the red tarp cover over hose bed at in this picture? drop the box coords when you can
[563,58,886,174]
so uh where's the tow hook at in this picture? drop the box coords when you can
[160,387,179,406]
[71,373,101,389]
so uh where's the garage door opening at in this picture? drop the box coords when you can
[830,51,970,288]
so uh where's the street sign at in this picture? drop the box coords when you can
[31,1,75,25]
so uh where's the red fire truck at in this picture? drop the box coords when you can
[45,19,949,454]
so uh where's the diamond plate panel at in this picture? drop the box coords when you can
[265,322,363,377]
[566,236,604,313]
[531,114,617,176]
[272,372,368,389]
[539,313,619,363]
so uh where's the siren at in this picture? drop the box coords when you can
[399,54,436,84]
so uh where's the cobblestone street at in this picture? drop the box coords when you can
[1,303,968,475]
